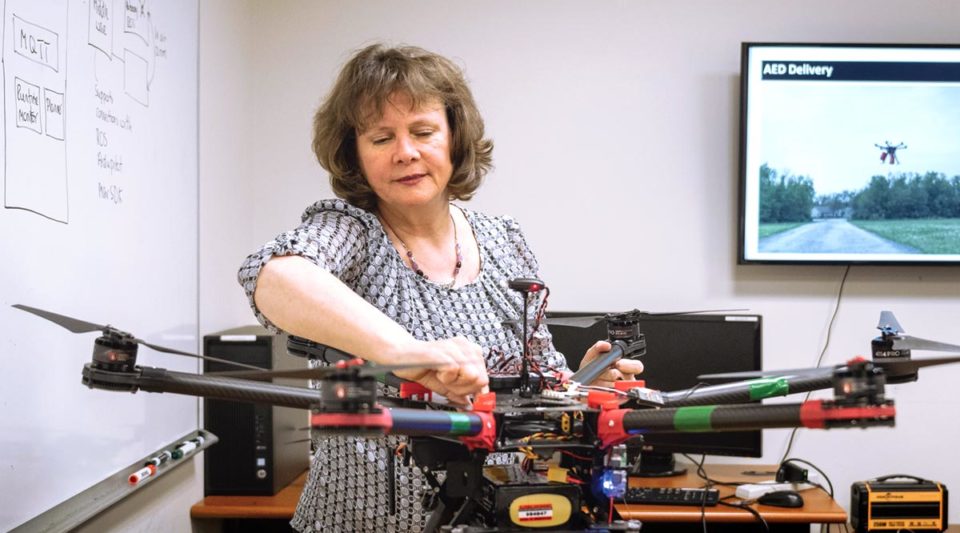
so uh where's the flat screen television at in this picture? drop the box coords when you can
[547,313,762,476]
[739,43,960,264]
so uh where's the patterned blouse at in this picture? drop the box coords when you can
[238,198,567,532]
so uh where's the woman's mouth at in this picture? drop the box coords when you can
[396,173,425,184]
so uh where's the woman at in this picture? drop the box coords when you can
[238,43,642,532]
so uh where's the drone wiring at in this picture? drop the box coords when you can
[577,384,630,396]
[560,449,593,462]
[516,431,576,459]
[523,285,551,386]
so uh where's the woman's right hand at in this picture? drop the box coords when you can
[390,336,489,405]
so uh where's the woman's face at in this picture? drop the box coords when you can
[356,93,453,211]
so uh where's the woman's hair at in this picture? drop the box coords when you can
[313,44,493,210]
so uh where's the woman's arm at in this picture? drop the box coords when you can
[254,255,488,403]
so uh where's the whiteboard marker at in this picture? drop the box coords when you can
[144,450,172,468]
[171,436,204,459]
[128,464,156,484]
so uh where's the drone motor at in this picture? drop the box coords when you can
[317,375,379,413]
[91,329,139,372]
[833,359,887,406]
[604,310,644,346]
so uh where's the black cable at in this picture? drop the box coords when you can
[680,453,773,532]
[779,264,851,464]
[676,381,710,403]
[681,453,743,488]
[717,500,770,532]
[694,454,709,533]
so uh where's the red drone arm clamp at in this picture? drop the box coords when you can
[399,382,433,402]
[799,399,897,429]
[587,390,622,410]
[310,409,394,433]
[613,379,646,392]
[589,390,633,449]
[460,392,497,452]
[597,409,632,449]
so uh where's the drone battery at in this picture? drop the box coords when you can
[203,326,309,495]
[477,465,580,530]
[850,477,948,532]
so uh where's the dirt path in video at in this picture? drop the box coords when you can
[759,219,919,253]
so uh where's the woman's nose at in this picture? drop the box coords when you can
[393,135,420,164]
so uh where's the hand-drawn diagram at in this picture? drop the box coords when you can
[3,0,169,223]
[2,2,68,222]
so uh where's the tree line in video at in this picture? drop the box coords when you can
[759,164,960,223]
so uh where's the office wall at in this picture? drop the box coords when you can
[198,0,960,526]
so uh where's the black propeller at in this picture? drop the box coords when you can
[698,355,960,383]
[545,308,749,328]
[12,304,264,371]
[207,360,442,381]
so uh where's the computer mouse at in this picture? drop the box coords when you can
[757,490,804,508]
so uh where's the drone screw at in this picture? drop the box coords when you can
[609,420,615,427]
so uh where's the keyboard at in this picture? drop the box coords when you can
[623,487,720,506]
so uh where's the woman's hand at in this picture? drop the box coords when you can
[578,340,644,389]
[390,336,489,405]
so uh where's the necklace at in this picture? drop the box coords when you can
[381,212,462,289]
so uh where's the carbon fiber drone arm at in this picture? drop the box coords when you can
[83,363,321,408]
[661,370,835,407]
[81,363,488,440]
[598,400,895,448]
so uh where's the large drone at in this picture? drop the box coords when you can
[12,289,960,532]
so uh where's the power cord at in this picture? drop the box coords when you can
[779,264,851,464]
[681,453,769,532]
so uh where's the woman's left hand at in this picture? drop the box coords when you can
[578,340,644,389]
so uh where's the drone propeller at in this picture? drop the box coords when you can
[545,308,749,328]
[876,310,904,336]
[893,336,960,352]
[12,304,107,333]
[206,360,441,381]
[698,355,960,383]
[876,310,960,352]
[872,355,960,377]
[12,303,263,371]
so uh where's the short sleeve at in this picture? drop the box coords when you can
[237,201,370,332]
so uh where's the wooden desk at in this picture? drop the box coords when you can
[191,470,305,519]
[191,465,850,531]
[616,464,846,532]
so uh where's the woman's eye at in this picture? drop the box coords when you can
[371,137,390,145]
[414,130,434,138]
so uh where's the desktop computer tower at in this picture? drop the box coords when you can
[203,326,310,495]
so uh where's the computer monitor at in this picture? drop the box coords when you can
[547,312,763,476]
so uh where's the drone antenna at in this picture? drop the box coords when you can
[508,278,545,398]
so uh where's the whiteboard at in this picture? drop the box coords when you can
[0,0,198,529]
